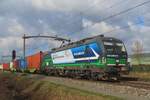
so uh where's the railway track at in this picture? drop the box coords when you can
[8,71,150,90]
[118,81,150,90]
[70,76,150,90]
[43,73,150,90]
[66,76,150,90]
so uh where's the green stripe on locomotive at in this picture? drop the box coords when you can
[41,57,106,69]
[106,58,116,64]
[106,58,127,65]
[53,59,105,68]
[41,56,128,73]
[119,59,126,64]
[42,57,127,70]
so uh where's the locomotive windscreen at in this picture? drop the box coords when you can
[103,41,126,54]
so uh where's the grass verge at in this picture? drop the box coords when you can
[0,71,122,100]
[129,72,150,81]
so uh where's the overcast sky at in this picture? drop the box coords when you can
[0,0,150,60]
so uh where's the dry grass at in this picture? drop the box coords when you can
[0,71,121,100]
[129,72,150,81]
[23,80,121,100]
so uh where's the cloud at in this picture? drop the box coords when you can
[7,19,25,34]
[81,18,120,36]
[80,19,150,54]
[0,0,150,58]
[126,21,150,53]
[0,37,23,55]
[31,0,102,13]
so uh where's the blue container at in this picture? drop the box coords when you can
[18,59,27,71]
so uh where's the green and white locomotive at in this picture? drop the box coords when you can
[41,35,130,80]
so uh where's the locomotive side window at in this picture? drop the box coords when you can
[106,45,114,53]
[104,42,115,54]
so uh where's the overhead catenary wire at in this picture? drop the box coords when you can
[66,0,128,26]
[104,8,149,27]
[10,1,150,56]
[101,16,150,35]
[65,0,109,27]
[99,0,150,22]
[107,0,129,9]
[81,10,150,38]
[101,0,132,16]
[85,0,131,14]
[77,0,150,34]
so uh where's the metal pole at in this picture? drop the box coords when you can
[23,34,26,60]
[22,34,71,60]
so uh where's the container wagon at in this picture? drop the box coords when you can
[26,51,43,73]
[13,60,19,71]
[19,59,27,72]
[2,63,10,71]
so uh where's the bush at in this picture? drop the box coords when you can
[131,65,150,72]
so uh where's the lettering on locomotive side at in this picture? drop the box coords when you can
[73,52,85,56]
[52,55,64,60]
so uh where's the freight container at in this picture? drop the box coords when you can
[3,63,10,71]
[26,51,43,73]
[18,59,27,72]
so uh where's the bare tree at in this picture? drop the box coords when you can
[132,40,143,65]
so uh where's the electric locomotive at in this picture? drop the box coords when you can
[41,35,130,80]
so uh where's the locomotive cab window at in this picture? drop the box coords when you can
[103,42,114,53]
[103,41,126,54]
[116,43,126,52]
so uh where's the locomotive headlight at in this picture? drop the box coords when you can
[116,60,119,62]
[127,58,131,63]
[46,62,49,66]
